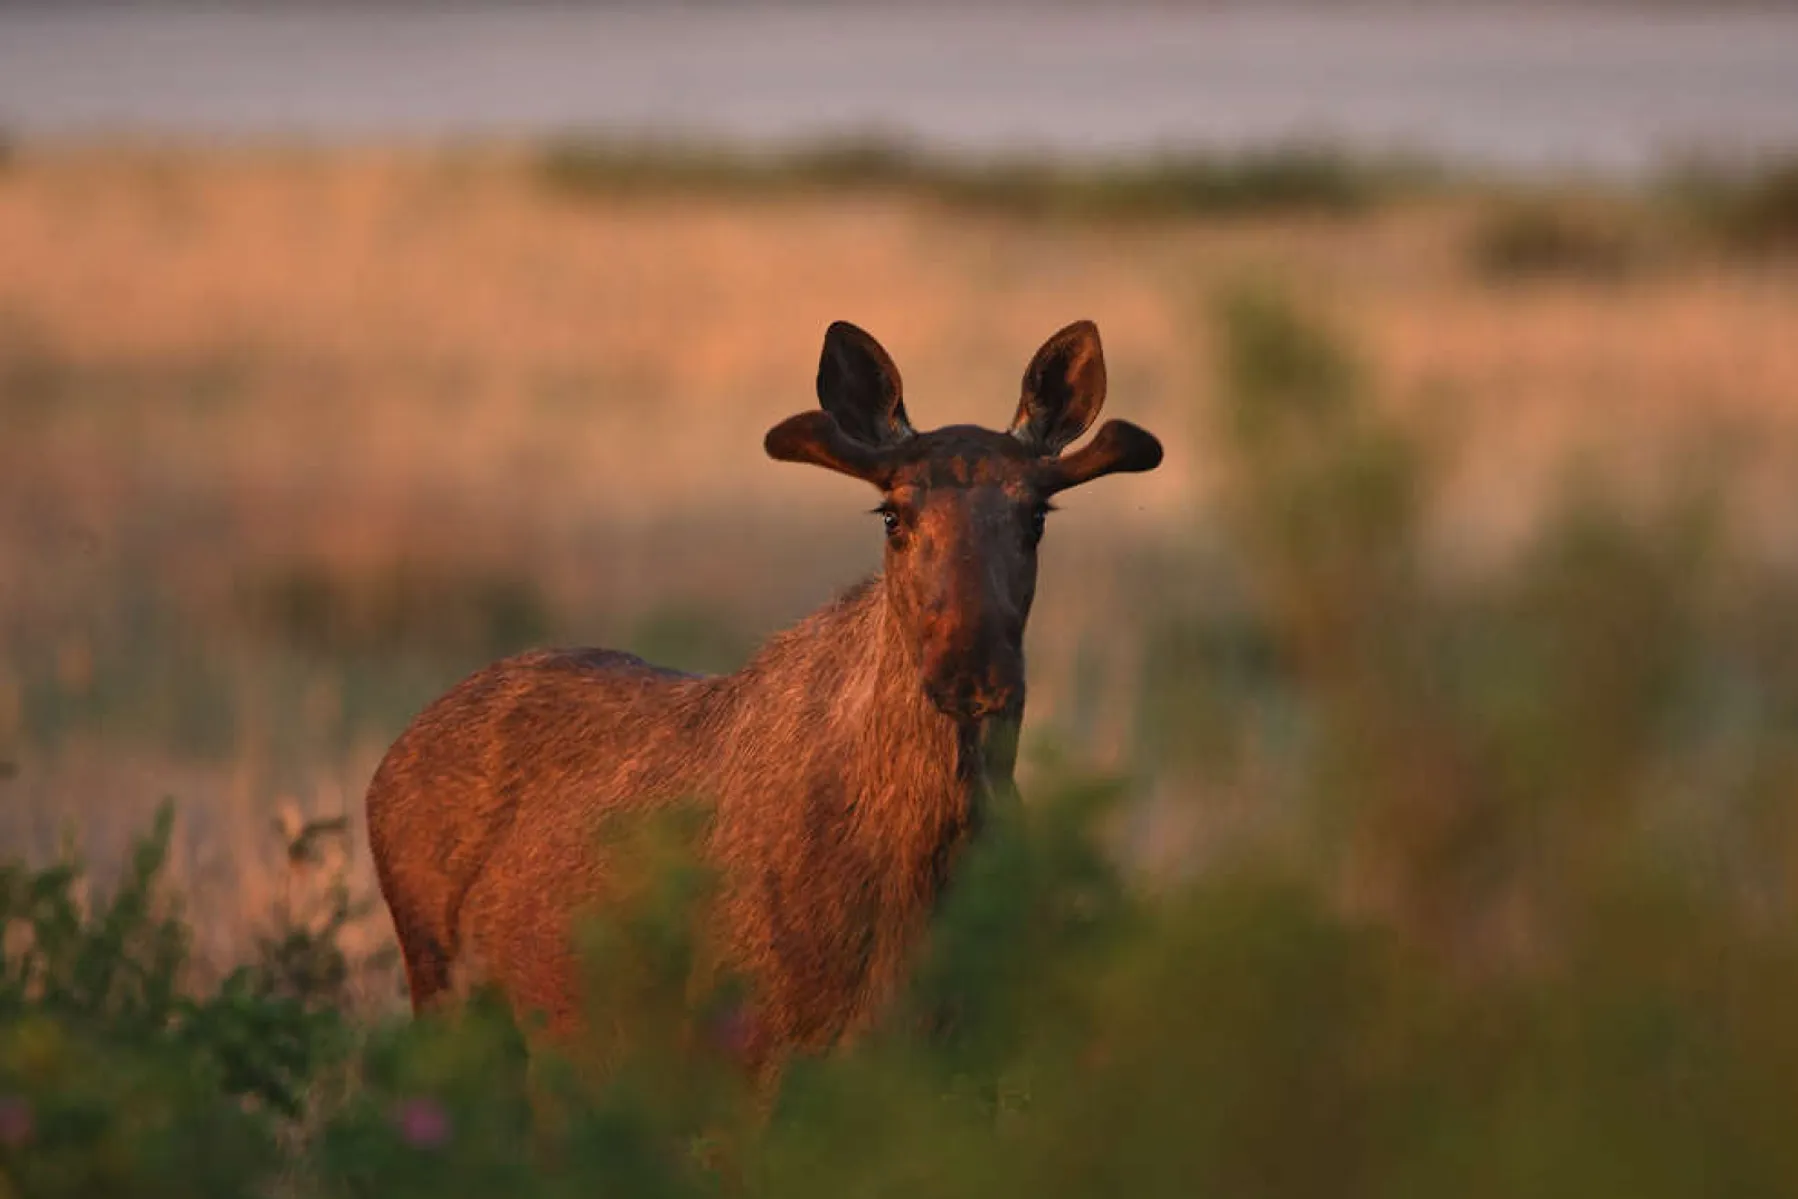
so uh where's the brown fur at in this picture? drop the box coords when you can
[364,320,1161,1068]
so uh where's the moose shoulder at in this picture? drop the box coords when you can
[364,320,1163,1068]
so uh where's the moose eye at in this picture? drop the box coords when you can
[879,508,901,538]
[1028,504,1052,542]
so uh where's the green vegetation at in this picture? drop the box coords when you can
[0,804,341,1196]
[536,136,1798,269]
[244,561,553,662]
[1665,154,1798,255]
[625,606,756,677]
[1467,195,1649,281]
[536,136,1414,219]
[1463,156,1798,281]
[7,287,1798,1196]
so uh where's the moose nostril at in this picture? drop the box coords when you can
[922,667,1021,720]
[924,678,967,715]
[980,669,1019,707]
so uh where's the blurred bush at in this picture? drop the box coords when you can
[0,804,341,1198]
[1665,154,1798,256]
[537,136,1404,219]
[240,561,553,662]
[626,605,755,677]
[1468,196,1649,281]
[6,286,1798,1196]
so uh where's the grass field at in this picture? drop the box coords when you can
[2,142,1797,989]
[4,142,1798,1193]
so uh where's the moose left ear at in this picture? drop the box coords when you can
[817,321,913,448]
[1037,419,1164,494]
[764,410,903,488]
[1010,320,1107,455]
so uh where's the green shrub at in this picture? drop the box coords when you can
[240,561,553,661]
[1469,196,1646,281]
[0,804,344,1121]
[537,136,1399,219]
[626,606,755,676]
[1665,155,1798,255]
[0,803,347,1197]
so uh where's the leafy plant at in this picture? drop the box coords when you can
[1,802,345,1112]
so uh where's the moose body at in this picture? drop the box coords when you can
[365,320,1162,1066]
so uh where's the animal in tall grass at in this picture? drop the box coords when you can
[365,320,1162,1068]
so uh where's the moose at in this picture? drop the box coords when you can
[364,319,1163,1069]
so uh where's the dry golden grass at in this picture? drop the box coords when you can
[2,145,1794,1002]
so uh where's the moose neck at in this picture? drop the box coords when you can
[855,574,1021,818]
[729,572,1019,864]
[817,574,1019,1013]
[708,574,1023,1048]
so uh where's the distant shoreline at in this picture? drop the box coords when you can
[3,6,1797,174]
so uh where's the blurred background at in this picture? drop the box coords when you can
[3,6,1798,1183]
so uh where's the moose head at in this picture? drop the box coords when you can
[764,320,1163,723]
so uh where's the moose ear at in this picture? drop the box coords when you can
[1037,419,1164,494]
[1010,320,1107,455]
[764,410,901,487]
[817,321,913,448]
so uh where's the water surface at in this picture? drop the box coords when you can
[2,6,1796,172]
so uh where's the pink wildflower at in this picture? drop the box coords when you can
[0,1096,32,1148]
[393,1097,452,1149]
[708,1004,759,1060]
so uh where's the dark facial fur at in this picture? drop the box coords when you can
[873,426,1048,721]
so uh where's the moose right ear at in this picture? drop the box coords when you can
[817,321,913,448]
[1010,320,1107,455]
[764,410,901,488]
